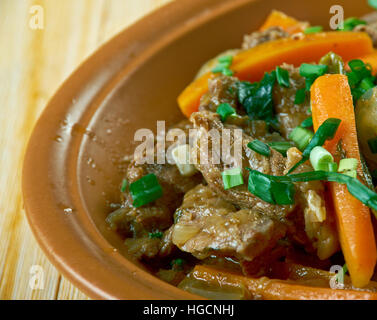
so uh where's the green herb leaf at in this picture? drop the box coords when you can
[294,88,306,104]
[238,72,276,123]
[222,168,244,190]
[304,26,323,34]
[130,174,163,208]
[267,141,293,157]
[248,140,271,157]
[301,117,313,128]
[216,103,236,122]
[276,66,290,88]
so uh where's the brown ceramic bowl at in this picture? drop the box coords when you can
[23,0,371,300]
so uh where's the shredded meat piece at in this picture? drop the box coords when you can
[172,184,287,261]
[242,26,289,50]
[199,75,239,113]
[190,110,294,219]
[273,63,311,140]
[284,147,339,260]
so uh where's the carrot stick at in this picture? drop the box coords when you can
[192,265,377,300]
[259,10,308,34]
[178,32,373,118]
[311,74,377,288]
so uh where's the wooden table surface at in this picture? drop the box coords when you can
[0,0,173,300]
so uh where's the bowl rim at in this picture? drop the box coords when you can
[22,0,257,300]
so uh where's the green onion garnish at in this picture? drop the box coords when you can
[338,158,358,172]
[343,170,357,178]
[294,88,306,104]
[216,103,236,122]
[212,55,234,76]
[130,174,163,208]
[339,17,366,31]
[304,26,323,34]
[369,0,377,9]
[120,179,128,193]
[222,168,244,190]
[247,169,377,210]
[359,77,375,91]
[276,66,290,88]
[222,68,234,76]
[247,169,295,205]
[301,117,313,128]
[368,137,377,154]
[289,127,314,151]
[299,64,328,79]
[310,146,334,171]
[302,118,341,158]
[268,141,293,157]
[218,55,233,64]
[248,140,271,157]
[328,162,338,172]
[288,118,342,173]
[149,231,164,239]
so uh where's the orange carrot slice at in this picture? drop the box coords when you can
[178,32,373,118]
[259,10,308,34]
[311,74,377,288]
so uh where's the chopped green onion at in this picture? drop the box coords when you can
[338,158,358,172]
[301,117,313,128]
[247,169,295,205]
[130,174,163,208]
[327,162,338,172]
[310,146,334,171]
[212,62,229,73]
[247,169,377,210]
[218,55,233,64]
[216,103,236,122]
[342,170,357,178]
[302,118,341,158]
[120,179,128,193]
[369,0,377,9]
[288,118,342,173]
[212,56,234,76]
[149,231,163,239]
[304,26,323,34]
[289,127,314,151]
[248,140,271,157]
[276,66,290,88]
[359,77,375,91]
[339,17,366,31]
[299,64,328,79]
[222,68,234,76]
[368,137,377,154]
[294,88,306,104]
[268,141,293,157]
[222,168,244,190]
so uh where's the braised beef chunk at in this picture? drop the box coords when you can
[242,26,289,50]
[273,63,311,140]
[190,110,295,218]
[199,75,240,113]
[107,120,203,259]
[172,184,286,261]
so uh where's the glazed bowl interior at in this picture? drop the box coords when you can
[23,0,371,299]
